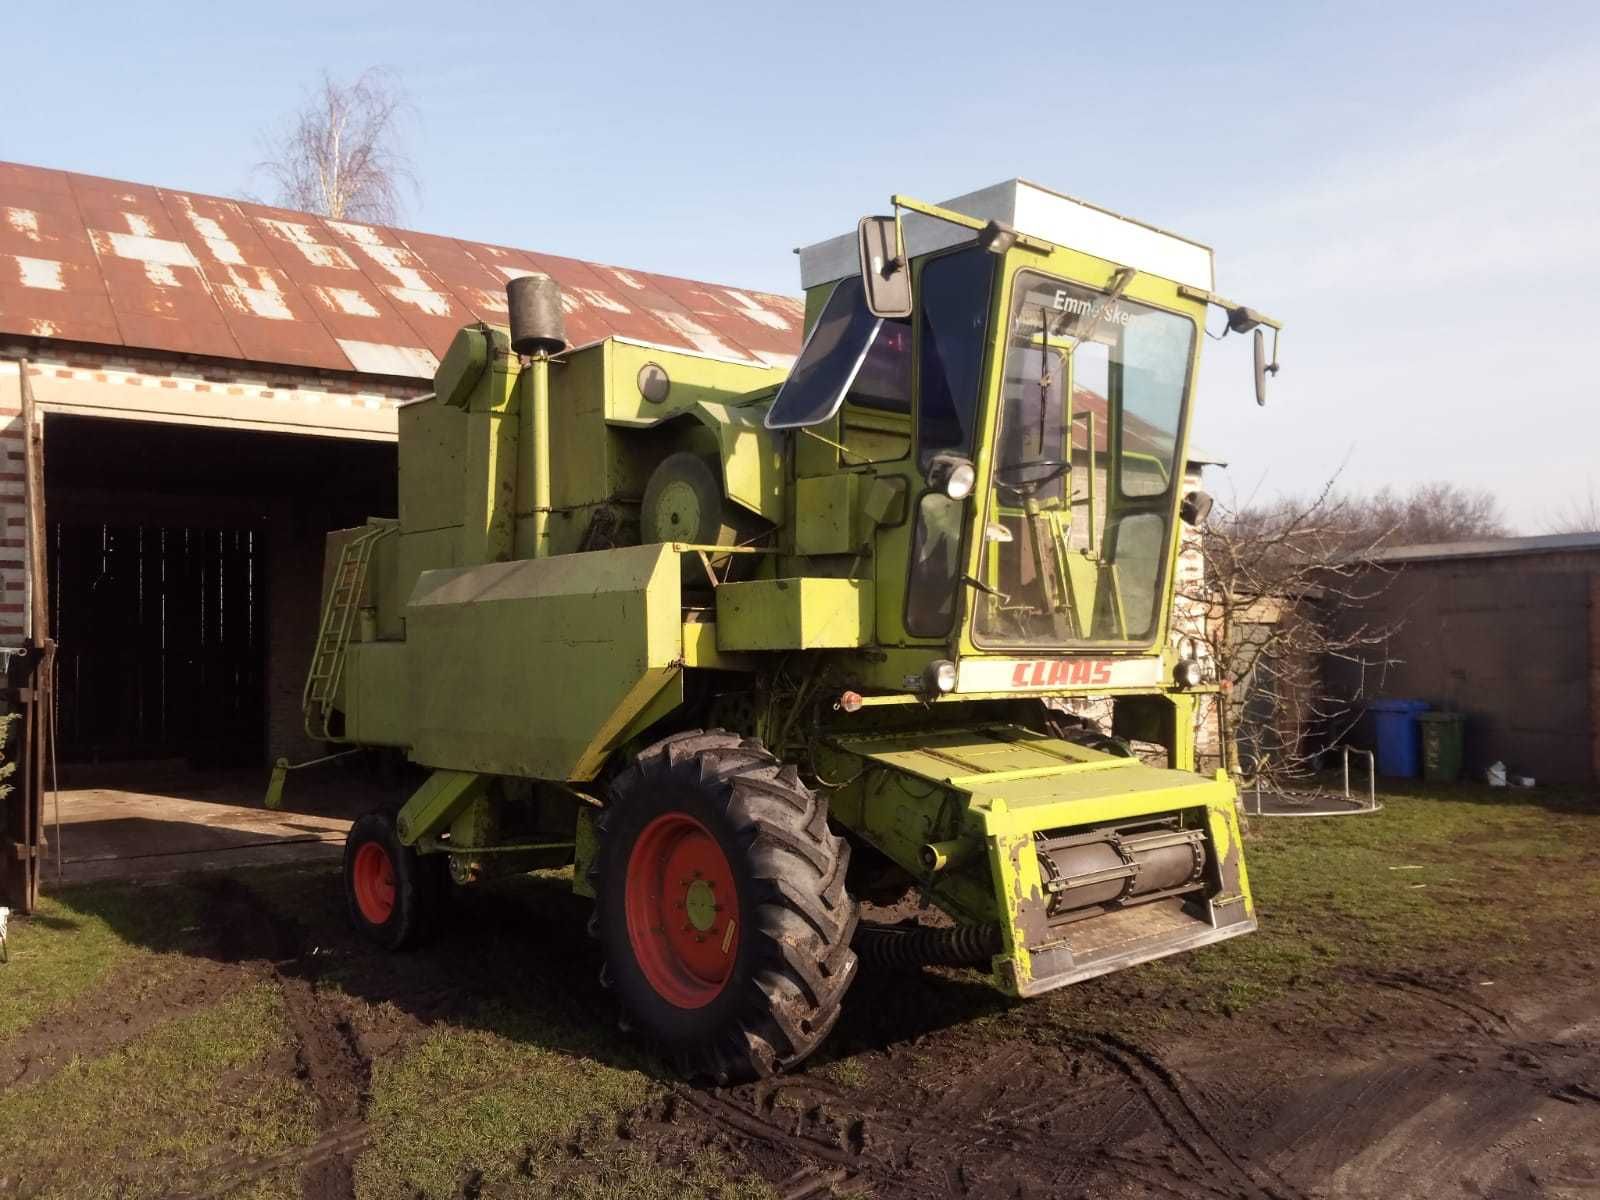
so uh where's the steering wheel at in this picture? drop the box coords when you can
[993,459,1070,497]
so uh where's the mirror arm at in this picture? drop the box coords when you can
[1179,284,1284,381]
[1178,284,1282,333]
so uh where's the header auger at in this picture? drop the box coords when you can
[283,179,1281,1081]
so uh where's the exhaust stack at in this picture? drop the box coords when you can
[506,275,567,557]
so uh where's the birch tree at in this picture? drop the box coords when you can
[257,69,414,223]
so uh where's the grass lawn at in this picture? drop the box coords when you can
[0,780,1593,1197]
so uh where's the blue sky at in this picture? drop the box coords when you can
[5,1,1598,528]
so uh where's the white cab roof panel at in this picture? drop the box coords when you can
[798,179,1214,293]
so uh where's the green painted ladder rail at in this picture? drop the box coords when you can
[302,525,394,742]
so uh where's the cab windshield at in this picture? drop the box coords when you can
[972,272,1194,648]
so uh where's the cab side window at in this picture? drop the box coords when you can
[839,319,911,463]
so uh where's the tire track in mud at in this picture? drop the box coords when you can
[279,977,373,1200]
[660,971,1600,1200]
[1362,968,1513,1037]
[194,878,375,1200]
[668,1042,1154,1198]
[0,956,254,1089]
[1078,1033,1305,1200]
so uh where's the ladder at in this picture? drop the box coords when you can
[303,524,394,742]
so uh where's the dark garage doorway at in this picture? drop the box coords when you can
[51,518,264,764]
[43,413,396,769]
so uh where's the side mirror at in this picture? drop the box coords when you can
[857,215,912,318]
[1253,327,1279,407]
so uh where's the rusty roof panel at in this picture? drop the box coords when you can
[67,170,243,360]
[321,219,476,353]
[0,254,123,345]
[0,165,124,344]
[0,160,806,380]
[635,271,804,366]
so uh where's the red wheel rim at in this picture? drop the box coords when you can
[353,841,396,925]
[625,812,739,1009]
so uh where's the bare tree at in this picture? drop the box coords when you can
[1345,481,1508,547]
[1178,476,1401,784]
[1543,482,1600,534]
[256,68,415,223]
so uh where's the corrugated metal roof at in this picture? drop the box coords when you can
[1370,531,1600,564]
[0,160,805,379]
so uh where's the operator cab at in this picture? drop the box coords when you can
[770,180,1275,681]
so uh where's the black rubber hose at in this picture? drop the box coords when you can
[853,921,1004,969]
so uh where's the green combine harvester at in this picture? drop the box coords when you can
[279,180,1282,1081]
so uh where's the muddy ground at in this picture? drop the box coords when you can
[3,785,1598,1199]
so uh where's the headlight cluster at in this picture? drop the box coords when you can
[925,454,976,501]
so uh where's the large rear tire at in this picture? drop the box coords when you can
[592,730,858,1082]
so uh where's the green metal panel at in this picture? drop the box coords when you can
[529,343,609,535]
[398,398,466,535]
[436,326,492,410]
[794,473,859,555]
[602,340,785,428]
[395,527,459,616]
[572,806,599,899]
[405,543,684,780]
[702,401,785,523]
[715,577,873,650]
[396,769,489,845]
[340,641,409,747]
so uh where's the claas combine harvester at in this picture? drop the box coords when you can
[277,180,1283,1081]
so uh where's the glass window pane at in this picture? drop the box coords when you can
[916,248,995,468]
[972,271,1192,649]
[1098,511,1165,640]
[766,277,882,430]
[840,319,912,462]
[905,493,964,637]
[1118,315,1191,497]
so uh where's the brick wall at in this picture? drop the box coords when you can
[0,362,29,646]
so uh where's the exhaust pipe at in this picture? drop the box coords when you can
[505,275,567,558]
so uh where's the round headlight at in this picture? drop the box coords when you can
[928,659,958,693]
[945,462,976,500]
[1176,659,1203,688]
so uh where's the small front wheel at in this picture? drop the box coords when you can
[343,810,439,950]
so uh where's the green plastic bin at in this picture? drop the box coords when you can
[1416,712,1465,783]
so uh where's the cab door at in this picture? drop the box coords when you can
[893,245,999,646]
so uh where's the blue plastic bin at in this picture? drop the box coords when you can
[1369,699,1431,778]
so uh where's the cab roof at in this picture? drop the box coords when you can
[797,179,1215,294]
